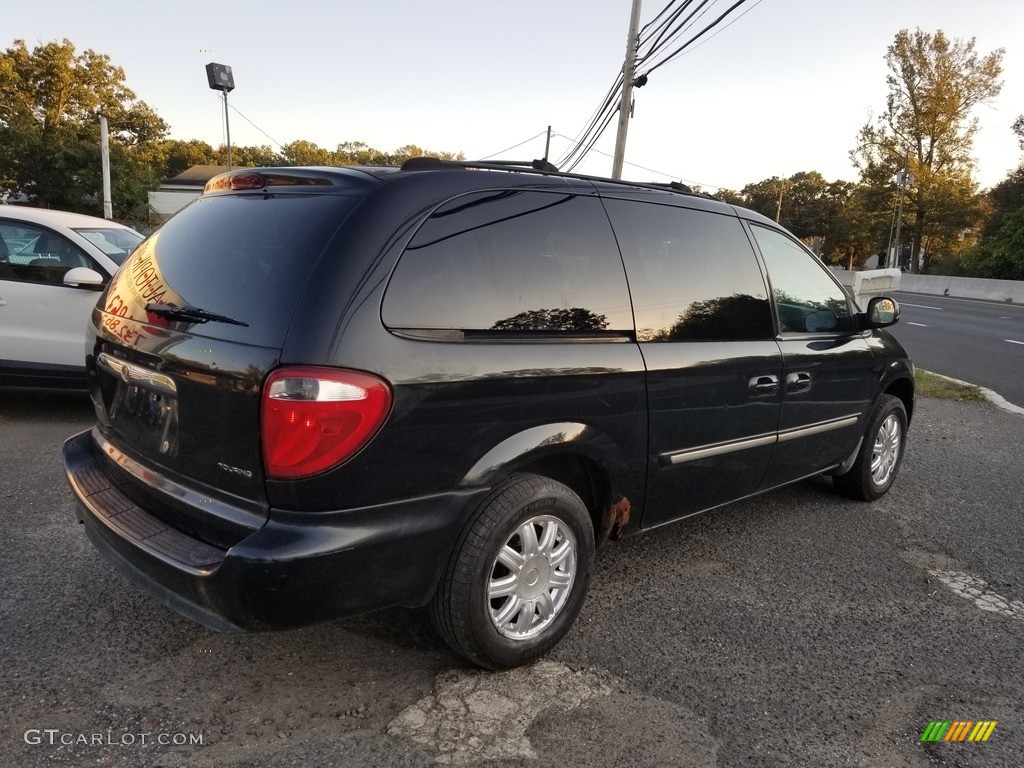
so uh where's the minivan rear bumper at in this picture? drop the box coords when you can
[63,429,485,631]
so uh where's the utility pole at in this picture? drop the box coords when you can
[892,152,912,270]
[611,0,643,180]
[205,63,235,170]
[98,114,113,219]
[223,91,233,170]
[775,179,784,223]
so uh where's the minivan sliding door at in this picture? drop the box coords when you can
[603,199,782,528]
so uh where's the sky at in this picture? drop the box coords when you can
[7,0,1024,191]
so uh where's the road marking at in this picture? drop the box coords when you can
[1006,340,1024,346]
[908,322,929,327]
[900,302,943,310]
[929,570,1024,623]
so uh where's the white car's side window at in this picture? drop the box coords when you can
[0,221,93,286]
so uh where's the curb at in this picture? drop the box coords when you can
[922,370,1024,417]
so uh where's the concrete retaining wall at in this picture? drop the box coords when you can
[829,268,1023,303]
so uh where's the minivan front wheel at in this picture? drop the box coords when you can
[431,473,595,669]
[833,394,908,501]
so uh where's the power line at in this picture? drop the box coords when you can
[640,0,750,78]
[565,107,620,173]
[552,132,724,188]
[479,131,548,160]
[656,0,764,62]
[227,103,285,150]
[638,0,684,36]
[560,0,757,174]
[639,0,712,64]
[555,72,623,170]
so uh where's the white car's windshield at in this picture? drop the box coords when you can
[74,227,144,265]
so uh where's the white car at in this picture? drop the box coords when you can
[0,206,144,386]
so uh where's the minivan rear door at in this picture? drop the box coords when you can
[89,186,367,518]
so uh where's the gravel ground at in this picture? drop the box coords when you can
[1,389,1021,767]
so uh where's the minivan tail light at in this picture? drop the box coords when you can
[261,367,392,479]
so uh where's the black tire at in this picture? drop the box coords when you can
[430,472,595,669]
[833,394,908,501]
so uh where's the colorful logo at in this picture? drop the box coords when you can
[920,721,997,742]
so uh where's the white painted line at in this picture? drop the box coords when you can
[1006,339,1024,346]
[929,570,1024,622]
[908,322,929,327]
[900,302,943,310]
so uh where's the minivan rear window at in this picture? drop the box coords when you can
[121,194,360,346]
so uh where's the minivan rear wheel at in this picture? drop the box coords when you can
[430,473,595,669]
[833,394,908,501]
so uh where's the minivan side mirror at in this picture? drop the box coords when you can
[862,296,900,328]
[63,267,105,290]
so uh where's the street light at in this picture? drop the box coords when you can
[205,63,235,170]
[891,168,914,270]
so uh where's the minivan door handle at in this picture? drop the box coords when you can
[786,372,812,393]
[748,374,779,396]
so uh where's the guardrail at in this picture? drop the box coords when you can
[829,268,1023,304]
[851,269,901,309]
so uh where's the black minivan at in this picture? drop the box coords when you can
[63,160,913,669]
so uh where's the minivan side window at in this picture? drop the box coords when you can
[383,191,633,336]
[749,225,853,334]
[602,200,773,342]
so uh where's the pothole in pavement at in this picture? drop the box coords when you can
[387,660,612,765]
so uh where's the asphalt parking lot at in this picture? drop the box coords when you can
[2,389,1022,767]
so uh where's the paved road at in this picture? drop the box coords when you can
[2,389,1023,767]
[888,291,1024,407]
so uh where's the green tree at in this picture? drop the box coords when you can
[966,115,1024,278]
[280,139,333,166]
[334,140,389,165]
[971,205,1024,279]
[0,38,168,211]
[236,144,284,167]
[713,188,744,206]
[159,138,218,177]
[852,29,1003,273]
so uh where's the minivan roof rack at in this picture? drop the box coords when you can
[397,156,716,200]
[400,157,559,173]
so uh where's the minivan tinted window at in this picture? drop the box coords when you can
[383,191,633,336]
[603,200,773,341]
[109,194,361,346]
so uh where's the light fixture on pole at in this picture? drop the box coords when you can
[891,166,914,270]
[205,63,235,170]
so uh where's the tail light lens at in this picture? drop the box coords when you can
[261,367,392,479]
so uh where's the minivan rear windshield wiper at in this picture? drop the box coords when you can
[145,303,249,327]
